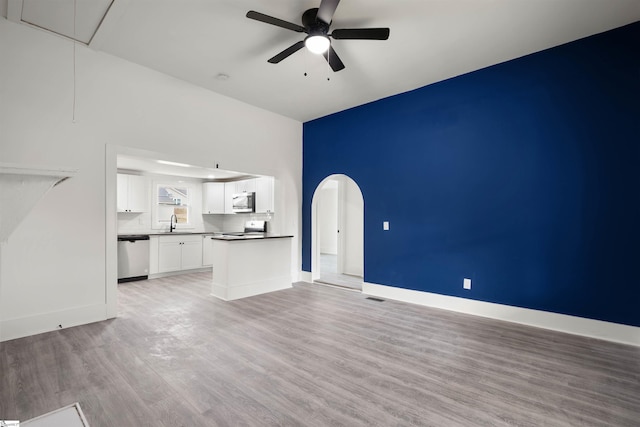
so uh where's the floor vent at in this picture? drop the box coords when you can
[366,297,385,302]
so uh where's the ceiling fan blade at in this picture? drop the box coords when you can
[331,28,390,40]
[323,45,345,72]
[317,0,340,25]
[268,41,306,64]
[246,11,306,33]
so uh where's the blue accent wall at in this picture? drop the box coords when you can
[302,22,640,327]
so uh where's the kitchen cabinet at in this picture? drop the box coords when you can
[222,177,274,214]
[210,235,293,301]
[223,179,255,213]
[149,236,159,274]
[117,174,148,213]
[224,182,235,214]
[202,182,225,214]
[255,176,275,213]
[202,235,215,266]
[158,235,203,273]
[234,179,256,194]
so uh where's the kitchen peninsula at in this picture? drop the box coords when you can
[210,233,293,301]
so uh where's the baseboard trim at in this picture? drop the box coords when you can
[298,271,313,283]
[362,282,640,347]
[148,267,211,280]
[0,303,107,342]
[212,276,292,301]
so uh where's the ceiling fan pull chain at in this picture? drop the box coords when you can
[325,49,330,81]
[326,48,329,80]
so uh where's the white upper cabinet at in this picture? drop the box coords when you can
[255,176,275,213]
[202,182,225,214]
[117,174,148,213]
[224,181,235,214]
[223,179,256,213]
[234,179,256,194]
[220,177,274,214]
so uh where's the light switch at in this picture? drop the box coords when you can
[383,221,389,231]
[463,278,472,290]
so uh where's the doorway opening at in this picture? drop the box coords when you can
[311,175,363,291]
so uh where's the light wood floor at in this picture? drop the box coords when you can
[1,272,639,426]
[317,253,363,290]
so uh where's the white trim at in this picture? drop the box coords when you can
[298,270,313,283]
[0,303,107,342]
[105,144,118,318]
[148,267,211,280]
[6,0,22,22]
[211,277,292,301]
[152,180,195,230]
[362,282,640,347]
[310,174,364,283]
[0,162,76,179]
[23,402,90,426]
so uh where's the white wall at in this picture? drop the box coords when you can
[318,182,338,254]
[0,18,302,341]
[341,177,364,277]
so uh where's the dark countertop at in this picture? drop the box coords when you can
[118,232,293,240]
[148,232,212,236]
[209,233,293,241]
[118,231,208,237]
[118,232,220,237]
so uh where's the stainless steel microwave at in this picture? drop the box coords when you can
[232,192,255,213]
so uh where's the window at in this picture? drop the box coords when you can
[156,184,190,226]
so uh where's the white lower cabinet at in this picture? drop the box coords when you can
[157,235,203,273]
[181,239,203,270]
[202,235,215,267]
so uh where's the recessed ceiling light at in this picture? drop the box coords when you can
[157,160,192,168]
[207,175,215,179]
[215,73,230,81]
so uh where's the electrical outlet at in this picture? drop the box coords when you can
[463,278,471,290]
[383,221,389,231]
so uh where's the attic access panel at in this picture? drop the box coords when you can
[20,0,113,44]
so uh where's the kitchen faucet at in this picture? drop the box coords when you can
[169,214,177,232]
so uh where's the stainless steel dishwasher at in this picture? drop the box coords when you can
[117,235,150,283]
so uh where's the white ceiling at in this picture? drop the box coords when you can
[20,0,113,43]
[117,155,255,180]
[5,0,640,122]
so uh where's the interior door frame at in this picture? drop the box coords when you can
[310,174,363,283]
[336,177,345,275]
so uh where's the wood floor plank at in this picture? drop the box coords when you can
[1,271,639,426]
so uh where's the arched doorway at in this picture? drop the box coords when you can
[311,174,364,290]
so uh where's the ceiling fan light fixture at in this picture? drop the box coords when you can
[305,35,330,54]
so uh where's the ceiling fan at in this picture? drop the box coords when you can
[246,0,390,72]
